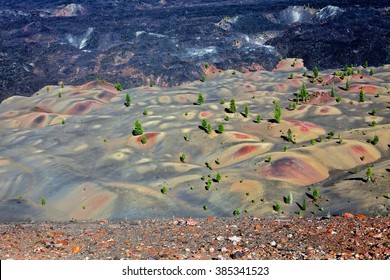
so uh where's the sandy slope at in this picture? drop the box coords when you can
[0,59,389,222]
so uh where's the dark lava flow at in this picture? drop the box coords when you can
[0,0,389,102]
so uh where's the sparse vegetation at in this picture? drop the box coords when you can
[201,118,212,134]
[273,100,282,123]
[313,66,319,78]
[40,196,46,206]
[345,79,351,91]
[284,192,293,205]
[243,105,249,117]
[133,119,144,136]
[359,89,365,102]
[197,93,204,105]
[115,83,123,91]
[229,99,237,113]
[205,161,213,170]
[124,94,131,107]
[366,166,373,182]
[312,187,319,200]
[140,135,147,144]
[287,128,296,144]
[205,179,212,190]
[215,173,222,182]
[367,134,379,145]
[216,123,224,134]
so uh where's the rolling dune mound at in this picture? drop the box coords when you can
[0,59,389,222]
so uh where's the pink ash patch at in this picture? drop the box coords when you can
[234,145,258,157]
[289,120,318,132]
[234,133,251,139]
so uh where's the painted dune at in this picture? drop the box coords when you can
[0,59,389,222]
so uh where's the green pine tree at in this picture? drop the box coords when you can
[229,99,237,113]
[274,100,282,123]
[124,94,131,107]
[133,119,144,135]
[197,93,204,105]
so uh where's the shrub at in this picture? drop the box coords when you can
[205,161,213,170]
[364,60,368,68]
[312,187,319,200]
[215,173,222,182]
[220,98,225,104]
[313,66,319,78]
[216,123,224,134]
[284,192,293,205]
[124,94,131,107]
[61,118,65,125]
[115,83,123,91]
[184,133,190,142]
[283,145,288,152]
[205,179,212,190]
[366,166,373,182]
[345,79,350,91]
[310,139,316,145]
[359,89,365,102]
[133,119,144,135]
[369,69,375,76]
[60,82,64,88]
[371,108,377,115]
[330,83,335,97]
[161,184,167,194]
[141,135,147,144]
[302,198,307,211]
[41,196,46,206]
[203,205,208,211]
[273,203,281,212]
[215,158,221,165]
[233,208,241,216]
[371,120,377,127]
[200,75,206,82]
[287,128,295,143]
[229,99,237,113]
[336,96,342,103]
[338,134,343,144]
[180,153,186,163]
[201,119,212,134]
[143,107,148,115]
[243,105,249,117]
[197,93,204,105]
[273,100,282,123]
[58,92,62,98]
[224,115,230,121]
[255,114,261,123]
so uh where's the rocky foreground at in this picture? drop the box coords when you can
[0,216,389,260]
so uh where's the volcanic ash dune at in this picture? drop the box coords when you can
[0,59,389,221]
